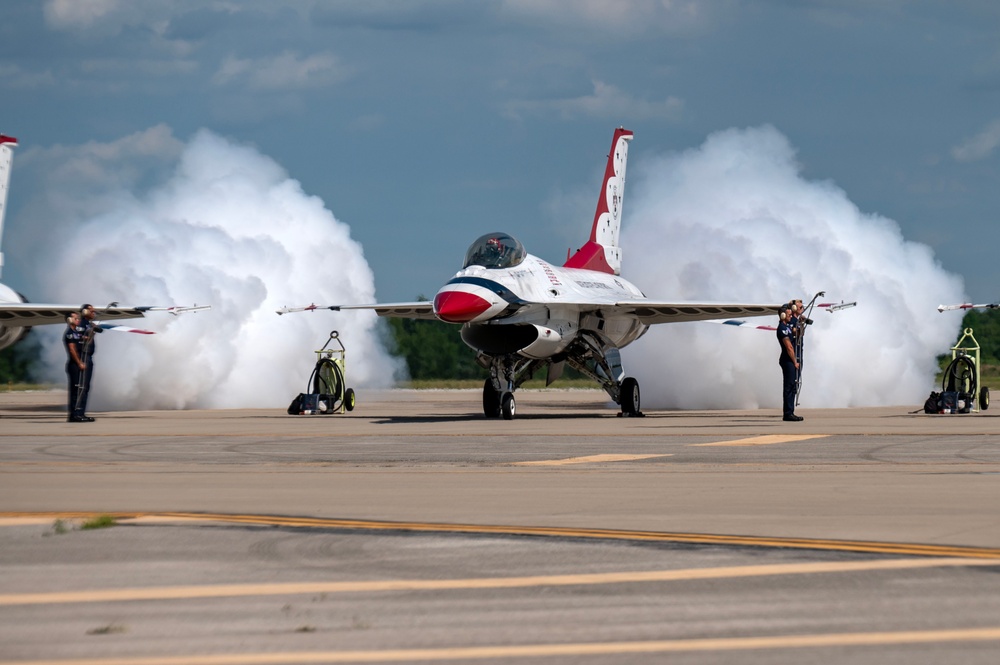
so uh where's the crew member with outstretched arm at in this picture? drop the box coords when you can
[777,304,802,422]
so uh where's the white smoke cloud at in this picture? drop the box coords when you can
[28,127,402,409]
[621,126,966,409]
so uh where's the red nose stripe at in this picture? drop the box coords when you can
[434,291,492,323]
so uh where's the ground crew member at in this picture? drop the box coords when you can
[63,311,91,422]
[777,303,802,421]
[74,304,102,422]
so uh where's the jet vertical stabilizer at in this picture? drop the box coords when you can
[0,134,17,278]
[563,127,633,275]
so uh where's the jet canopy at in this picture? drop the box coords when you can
[463,233,526,269]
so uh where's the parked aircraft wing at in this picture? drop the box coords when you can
[277,301,438,320]
[605,301,783,324]
[938,302,999,312]
[699,300,855,332]
[0,303,210,328]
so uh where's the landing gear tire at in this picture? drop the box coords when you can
[483,380,501,418]
[980,386,990,411]
[501,392,516,420]
[620,377,641,417]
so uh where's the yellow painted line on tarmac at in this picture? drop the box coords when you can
[6,627,1000,664]
[4,511,1000,559]
[690,434,828,447]
[0,557,995,607]
[513,453,672,466]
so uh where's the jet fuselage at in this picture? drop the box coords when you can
[434,253,647,359]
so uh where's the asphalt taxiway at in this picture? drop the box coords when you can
[1,389,999,663]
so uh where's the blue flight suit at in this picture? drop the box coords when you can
[75,319,100,418]
[776,320,797,419]
[63,322,86,418]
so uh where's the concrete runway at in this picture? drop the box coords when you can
[2,389,999,663]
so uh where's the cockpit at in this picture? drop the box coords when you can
[462,232,526,269]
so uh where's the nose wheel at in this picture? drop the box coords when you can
[501,392,516,420]
[482,379,517,420]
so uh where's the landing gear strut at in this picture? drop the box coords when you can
[480,354,546,420]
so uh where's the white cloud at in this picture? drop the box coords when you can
[951,119,1000,162]
[213,51,354,91]
[505,80,683,121]
[22,127,401,409]
[622,126,965,409]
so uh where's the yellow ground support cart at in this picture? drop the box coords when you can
[942,328,989,412]
[304,330,356,414]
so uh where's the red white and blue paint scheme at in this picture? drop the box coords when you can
[280,128,786,419]
[0,134,209,349]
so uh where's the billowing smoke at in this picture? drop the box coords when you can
[22,126,402,409]
[621,126,965,409]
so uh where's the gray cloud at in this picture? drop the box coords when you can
[505,80,683,121]
[952,119,1000,162]
[212,51,353,91]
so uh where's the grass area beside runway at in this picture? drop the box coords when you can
[0,382,55,392]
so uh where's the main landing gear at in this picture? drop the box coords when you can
[618,376,641,418]
[480,340,643,420]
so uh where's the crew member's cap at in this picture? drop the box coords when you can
[80,304,93,312]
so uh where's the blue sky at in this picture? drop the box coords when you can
[3,0,1000,305]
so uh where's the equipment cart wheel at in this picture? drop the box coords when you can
[344,387,356,412]
[501,392,516,420]
[980,386,990,411]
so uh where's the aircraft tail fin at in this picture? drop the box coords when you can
[563,127,633,275]
[0,134,18,279]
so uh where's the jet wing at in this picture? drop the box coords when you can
[277,302,438,320]
[602,300,782,324]
[0,304,210,328]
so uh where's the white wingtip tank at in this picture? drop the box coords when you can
[0,134,18,279]
[563,127,633,275]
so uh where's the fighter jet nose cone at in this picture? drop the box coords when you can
[434,290,492,323]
